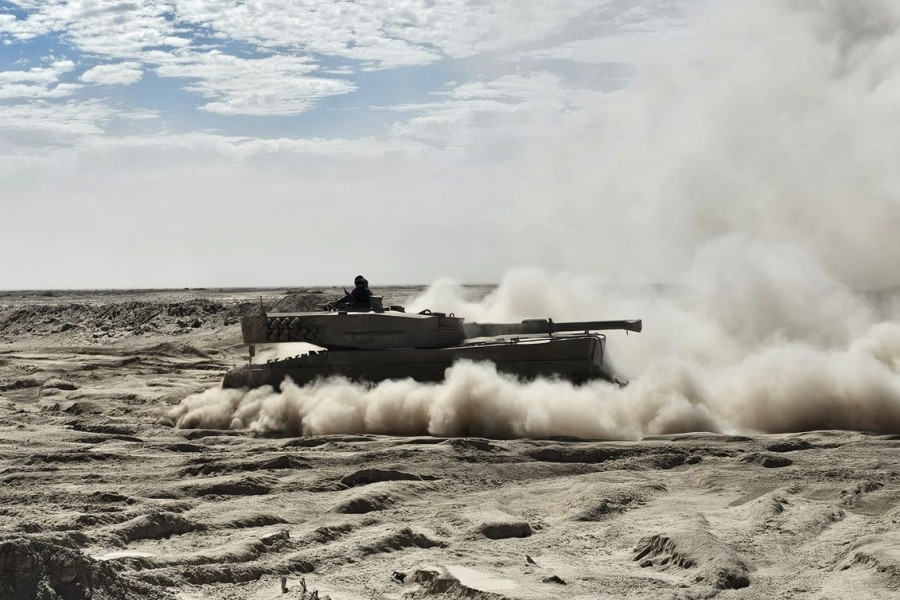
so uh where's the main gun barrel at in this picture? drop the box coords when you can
[463,318,642,338]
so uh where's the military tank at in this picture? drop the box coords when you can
[222,296,641,390]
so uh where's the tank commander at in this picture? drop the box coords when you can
[350,275,373,305]
[331,275,373,309]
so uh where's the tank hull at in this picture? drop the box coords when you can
[222,334,608,390]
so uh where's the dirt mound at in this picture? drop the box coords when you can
[25,451,129,464]
[841,481,885,507]
[634,530,751,590]
[634,451,695,470]
[527,445,637,463]
[180,455,309,477]
[444,438,500,452]
[41,378,79,391]
[136,554,314,587]
[111,512,200,544]
[331,491,398,514]
[0,538,173,600]
[737,453,793,468]
[0,299,234,340]
[408,569,510,599]
[340,469,428,488]
[140,342,209,358]
[359,528,445,555]
[70,421,137,436]
[766,439,816,452]
[182,476,272,497]
[272,293,329,313]
[569,485,665,522]
[220,514,288,529]
[303,523,356,544]
[843,535,900,590]
[477,520,533,540]
[162,443,206,453]
[180,429,244,440]
[0,377,40,392]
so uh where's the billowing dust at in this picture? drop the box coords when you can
[166,254,900,439]
[167,0,900,439]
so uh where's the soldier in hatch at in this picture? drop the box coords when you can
[349,275,373,306]
[333,275,373,309]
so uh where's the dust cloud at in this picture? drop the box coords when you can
[166,261,900,439]
[168,0,900,439]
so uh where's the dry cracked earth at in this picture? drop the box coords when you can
[1,289,899,600]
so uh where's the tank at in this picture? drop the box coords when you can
[222,296,641,390]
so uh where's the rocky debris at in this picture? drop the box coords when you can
[542,575,566,585]
[0,538,173,600]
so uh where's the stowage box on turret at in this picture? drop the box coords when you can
[222,297,641,390]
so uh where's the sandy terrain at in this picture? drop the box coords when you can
[1,289,899,599]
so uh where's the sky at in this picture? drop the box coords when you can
[0,0,695,288]
[1,0,899,290]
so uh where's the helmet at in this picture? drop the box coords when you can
[354,275,366,286]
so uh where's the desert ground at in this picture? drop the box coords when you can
[1,288,899,600]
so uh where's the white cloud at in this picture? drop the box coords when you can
[0,99,112,150]
[0,98,162,153]
[388,72,605,152]
[0,1,189,56]
[172,0,598,69]
[80,61,143,85]
[153,51,355,116]
[521,29,691,65]
[0,59,80,99]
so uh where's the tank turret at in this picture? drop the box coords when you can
[241,309,640,350]
[224,304,642,390]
